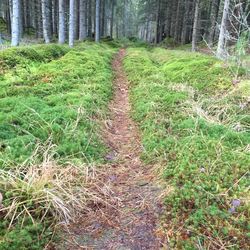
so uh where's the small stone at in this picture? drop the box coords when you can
[228,207,236,214]
[105,152,116,161]
[109,175,117,182]
[232,199,241,207]
[137,181,149,187]
[200,167,205,173]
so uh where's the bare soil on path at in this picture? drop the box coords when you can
[64,49,165,249]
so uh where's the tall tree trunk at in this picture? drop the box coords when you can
[7,0,13,34]
[100,0,104,37]
[19,0,23,38]
[74,0,79,39]
[174,0,181,42]
[170,0,178,37]
[48,0,53,37]
[53,0,58,36]
[95,0,100,42]
[192,0,200,51]
[79,0,87,40]
[208,0,221,46]
[155,0,160,44]
[58,0,65,44]
[9,0,13,32]
[110,0,114,38]
[41,0,51,43]
[181,0,189,44]
[11,0,20,46]
[69,0,75,47]
[165,0,172,37]
[87,0,92,37]
[217,0,230,59]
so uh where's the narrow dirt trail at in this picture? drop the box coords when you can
[65,49,165,249]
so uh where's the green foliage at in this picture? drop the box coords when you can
[124,47,250,249]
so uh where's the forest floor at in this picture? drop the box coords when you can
[1,43,249,249]
[63,49,166,249]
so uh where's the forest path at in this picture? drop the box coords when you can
[65,49,165,249]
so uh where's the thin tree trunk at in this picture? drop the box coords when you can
[174,0,181,42]
[87,0,92,37]
[79,0,87,40]
[208,0,220,46]
[110,0,114,38]
[11,0,20,46]
[41,0,51,43]
[192,0,200,51]
[155,0,160,44]
[165,0,171,37]
[19,0,23,38]
[69,0,75,47]
[6,1,11,34]
[53,0,58,36]
[217,0,230,59]
[58,0,65,44]
[181,0,189,44]
[95,0,100,42]
[100,0,104,37]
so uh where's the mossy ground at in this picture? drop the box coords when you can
[0,43,115,169]
[0,42,116,249]
[0,41,249,249]
[124,47,250,249]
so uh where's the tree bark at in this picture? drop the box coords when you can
[217,0,230,59]
[155,0,160,44]
[110,0,114,38]
[95,0,100,42]
[181,0,190,44]
[69,0,75,47]
[87,0,92,37]
[11,0,20,46]
[208,0,221,46]
[192,0,200,51]
[79,0,87,40]
[41,0,51,43]
[58,0,65,44]
[53,0,58,36]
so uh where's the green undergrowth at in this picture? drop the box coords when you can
[0,42,115,249]
[0,44,70,73]
[0,42,115,168]
[124,47,250,249]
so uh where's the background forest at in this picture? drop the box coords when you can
[0,0,250,57]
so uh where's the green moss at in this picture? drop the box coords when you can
[0,43,115,168]
[0,44,70,72]
[0,220,52,250]
[124,47,250,249]
[0,42,116,248]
